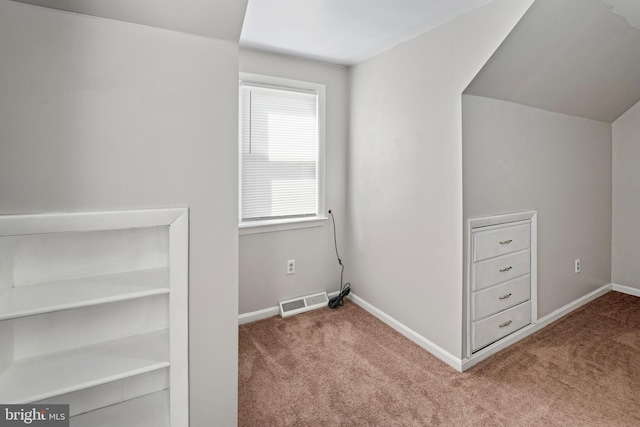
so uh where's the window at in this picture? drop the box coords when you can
[239,74,326,234]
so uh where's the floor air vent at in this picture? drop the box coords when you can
[279,292,329,318]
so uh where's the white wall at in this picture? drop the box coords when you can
[612,100,640,289]
[238,49,349,314]
[347,0,534,359]
[0,2,239,425]
[463,95,612,321]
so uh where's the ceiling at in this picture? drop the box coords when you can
[240,0,493,66]
[465,0,640,123]
[10,0,494,67]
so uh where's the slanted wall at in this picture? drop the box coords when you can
[348,0,534,359]
[0,2,240,425]
[612,100,640,289]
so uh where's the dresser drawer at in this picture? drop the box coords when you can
[472,275,530,321]
[473,250,530,291]
[472,301,531,352]
[474,223,530,261]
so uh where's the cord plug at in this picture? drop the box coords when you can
[328,285,351,309]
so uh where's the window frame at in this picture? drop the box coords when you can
[238,73,327,235]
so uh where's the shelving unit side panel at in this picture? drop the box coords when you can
[169,209,189,427]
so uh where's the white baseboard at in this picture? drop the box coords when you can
[533,284,612,330]
[348,293,463,372]
[238,290,342,325]
[238,306,279,325]
[461,283,612,371]
[611,283,640,297]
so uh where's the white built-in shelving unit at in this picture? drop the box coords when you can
[0,208,189,426]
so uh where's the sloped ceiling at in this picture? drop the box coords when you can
[9,0,248,42]
[465,0,640,123]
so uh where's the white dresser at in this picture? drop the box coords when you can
[467,211,537,357]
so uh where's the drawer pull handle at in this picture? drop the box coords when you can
[499,266,512,272]
[499,293,512,300]
[499,320,513,328]
[500,239,513,245]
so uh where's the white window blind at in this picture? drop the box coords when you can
[240,83,319,222]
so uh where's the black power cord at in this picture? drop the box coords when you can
[328,210,351,309]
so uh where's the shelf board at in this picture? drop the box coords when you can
[0,268,169,321]
[70,390,169,427]
[0,330,169,404]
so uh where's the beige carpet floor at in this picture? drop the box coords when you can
[238,291,640,426]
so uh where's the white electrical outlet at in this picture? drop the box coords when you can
[287,260,295,275]
[575,259,581,274]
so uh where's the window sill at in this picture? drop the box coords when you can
[239,216,327,235]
